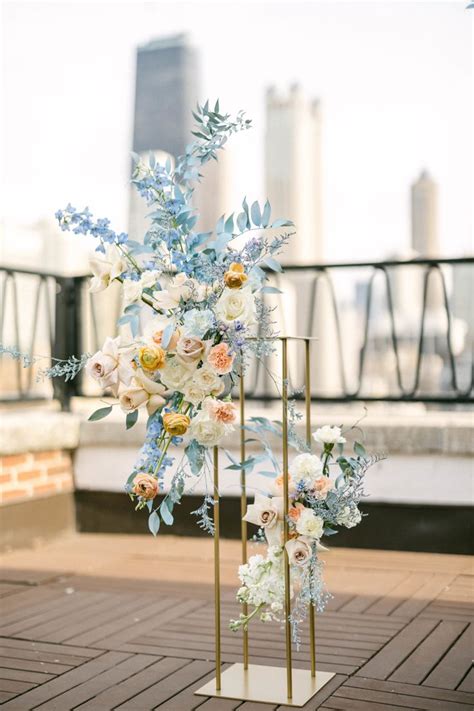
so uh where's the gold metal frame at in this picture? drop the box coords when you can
[195,337,335,706]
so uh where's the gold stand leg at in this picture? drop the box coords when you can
[213,446,221,691]
[281,337,293,700]
[239,364,249,669]
[305,338,316,677]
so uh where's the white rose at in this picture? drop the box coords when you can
[160,356,196,391]
[295,509,324,539]
[337,505,362,528]
[182,380,209,406]
[189,411,226,447]
[289,453,324,484]
[89,245,126,294]
[86,336,134,397]
[119,372,166,416]
[285,536,313,567]
[215,286,256,325]
[312,425,346,445]
[192,364,223,396]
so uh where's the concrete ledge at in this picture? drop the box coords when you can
[0,492,76,552]
[78,407,474,455]
[0,412,81,455]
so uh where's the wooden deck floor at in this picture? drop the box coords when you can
[0,535,472,710]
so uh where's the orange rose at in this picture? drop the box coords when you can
[288,502,304,522]
[207,343,235,375]
[163,412,191,436]
[273,473,297,497]
[224,262,248,289]
[132,473,158,500]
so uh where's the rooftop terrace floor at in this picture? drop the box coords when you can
[0,535,472,709]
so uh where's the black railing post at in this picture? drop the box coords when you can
[53,276,83,411]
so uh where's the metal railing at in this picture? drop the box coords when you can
[1,257,473,409]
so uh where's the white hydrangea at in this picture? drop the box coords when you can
[237,548,286,613]
[336,505,362,528]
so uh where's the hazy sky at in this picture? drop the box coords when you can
[1,0,472,262]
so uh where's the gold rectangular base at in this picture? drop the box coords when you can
[195,663,335,706]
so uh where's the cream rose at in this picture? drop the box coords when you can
[215,286,256,326]
[243,494,283,529]
[119,372,166,416]
[192,364,224,396]
[189,411,226,447]
[160,356,196,391]
[176,336,207,363]
[285,536,313,567]
[295,509,324,539]
[86,336,134,397]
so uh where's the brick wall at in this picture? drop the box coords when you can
[0,450,74,505]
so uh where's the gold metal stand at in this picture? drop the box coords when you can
[196,337,335,706]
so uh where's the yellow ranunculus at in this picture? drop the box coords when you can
[138,345,166,372]
[163,412,191,436]
[224,262,248,289]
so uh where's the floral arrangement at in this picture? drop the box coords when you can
[1,101,382,640]
[230,422,381,641]
[52,101,295,535]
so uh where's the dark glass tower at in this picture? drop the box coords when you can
[132,34,200,158]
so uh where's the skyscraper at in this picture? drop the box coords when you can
[132,34,199,158]
[265,84,323,264]
[129,34,229,238]
[411,169,439,256]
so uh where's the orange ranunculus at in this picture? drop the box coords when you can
[162,412,191,436]
[224,262,248,289]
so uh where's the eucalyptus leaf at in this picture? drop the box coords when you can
[160,500,174,525]
[148,511,160,536]
[88,406,113,421]
[126,409,139,430]
[250,201,261,226]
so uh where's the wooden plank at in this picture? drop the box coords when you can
[0,692,15,703]
[34,653,159,710]
[75,657,190,711]
[389,622,468,684]
[0,656,73,675]
[0,678,37,694]
[195,697,241,710]
[0,592,107,637]
[116,659,214,710]
[323,697,402,710]
[154,662,229,711]
[0,651,131,709]
[0,667,55,684]
[237,703,277,711]
[94,597,205,649]
[345,677,474,706]
[423,624,474,689]
[392,575,456,620]
[0,644,91,666]
[457,667,474,693]
[356,618,439,680]
[365,573,430,616]
[0,637,102,659]
[332,683,471,710]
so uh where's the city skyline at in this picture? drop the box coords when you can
[1,1,472,265]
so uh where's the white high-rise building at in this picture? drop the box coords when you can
[264,86,340,395]
[265,84,323,264]
[411,170,439,257]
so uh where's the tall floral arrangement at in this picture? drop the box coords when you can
[1,102,382,637]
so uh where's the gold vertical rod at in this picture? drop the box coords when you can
[213,446,221,691]
[305,338,316,678]
[239,362,249,669]
[282,337,293,699]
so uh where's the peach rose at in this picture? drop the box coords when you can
[177,336,207,363]
[205,399,237,425]
[224,262,248,289]
[138,345,166,371]
[207,343,235,375]
[285,536,313,567]
[132,473,158,500]
[288,502,305,522]
[311,476,334,500]
[162,412,191,436]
